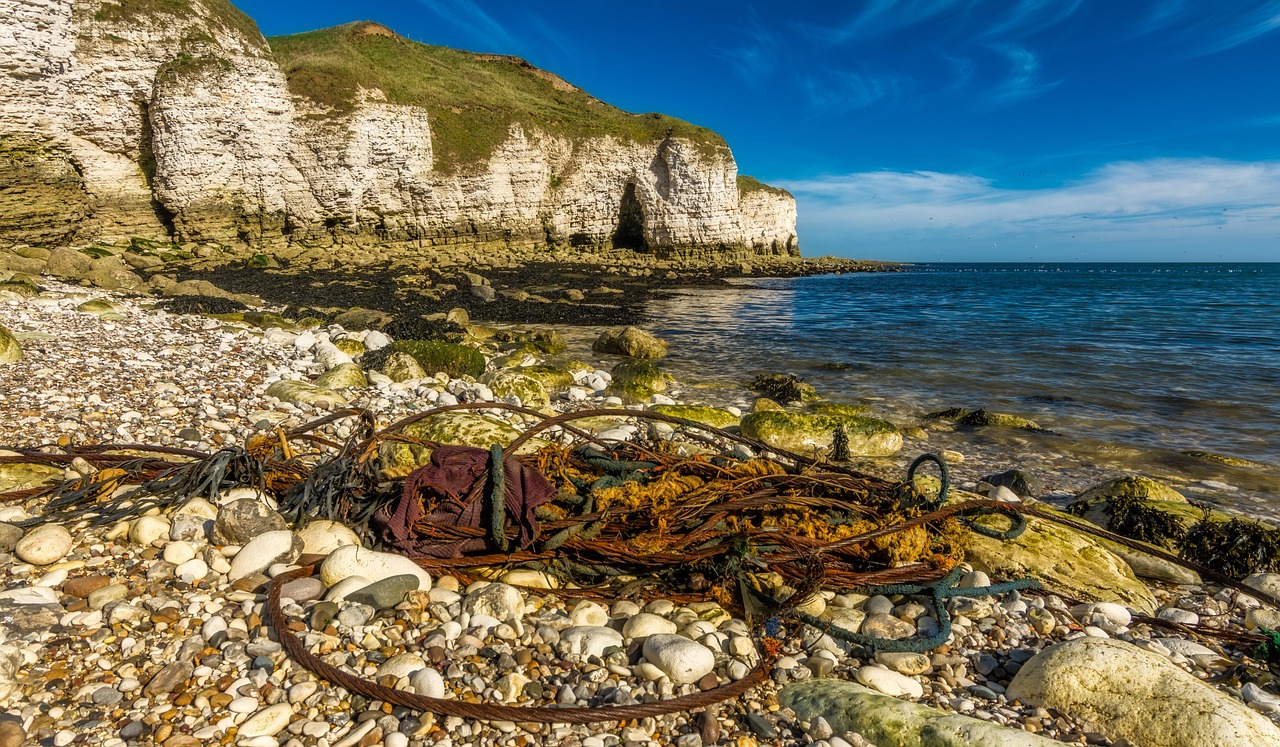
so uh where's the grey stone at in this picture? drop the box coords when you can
[212,498,287,546]
[346,575,419,611]
[981,469,1044,498]
[144,661,193,695]
[0,524,21,553]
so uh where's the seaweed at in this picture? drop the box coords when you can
[751,373,816,403]
[1179,507,1280,579]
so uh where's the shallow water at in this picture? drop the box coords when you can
[643,263,1280,515]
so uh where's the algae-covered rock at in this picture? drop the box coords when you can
[780,680,1063,747]
[333,308,392,330]
[314,363,367,390]
[1076,475,1186,505]
[0,280,38,300]
[75,299,121,316]
[808,402,868,417]
[964,503,1156,614]
[605,379,660,405]
[740,411,902,457]
[333,338,366,356]
[494,328,567,354]
[610,359,672,393]
[482,370,550,407]
[516,365,576,392]
[751,373,817,402]
[378,412,532,478]
[1008,637,1280,747]
[242,311,294,329]
[649,405,740,429]
[956,409,1045,431]
[0,325,23,364]
[1181,450,1267,469]
[0,461,62,492]
[593,326,668,359]
[751,398,784,413]
[265,379,348,407]
[392,340,486,378]
[381,351,427,382]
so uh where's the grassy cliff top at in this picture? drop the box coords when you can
[268,22,730,174]
[737,175,792,199]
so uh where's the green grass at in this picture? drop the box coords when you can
[737,175,791,199]
[93,0,264,49]
[267,23,730,174]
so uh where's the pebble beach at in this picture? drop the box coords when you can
[4,280,1280,747]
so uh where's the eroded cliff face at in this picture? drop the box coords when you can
[0,1,799,259]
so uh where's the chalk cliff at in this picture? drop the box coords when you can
[0,1,798,259]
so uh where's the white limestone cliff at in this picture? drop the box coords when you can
[0,0,799,259]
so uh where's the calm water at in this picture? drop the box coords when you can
[646,263,1280,509]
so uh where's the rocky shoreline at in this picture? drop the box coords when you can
[3,278,1280,747]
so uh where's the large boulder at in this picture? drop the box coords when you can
[0,325,22,364]
[781,680,1063,747]
[390,340,486,378]
[86,257,143,290]
[381,351,427,382]
[1008,637,1280,747]
[964,506,1156,614]
[42,248,92,280]
[739,411,902,457]
[648,405,740,429]
[592,326,668,359]
[314,363,367,390]
[482,370,550,407]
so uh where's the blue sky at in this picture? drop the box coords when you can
[236,0,1280,261]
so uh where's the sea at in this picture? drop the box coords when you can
[644,263,1280,516]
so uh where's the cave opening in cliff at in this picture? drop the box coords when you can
[612,182,648,252]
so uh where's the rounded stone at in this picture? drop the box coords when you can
[162,541,197,565]
[623,612,678,640]
[128,515,170,546]
[320,545,431,590]
[642,634,716,685]
[175,558,209,581]
[569,600,610,627]
[237,704,294,738]
[461,582,523,622]
[376,653,427,680]
[228,531,301,581]
[855,665,924,698]
[410,667,445,699]
[212,498,286,546]
[297,520,361,556]
[560,626,625,659]
[15,524,73,565]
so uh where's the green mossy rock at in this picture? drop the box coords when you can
[0,280,39,299]
[242,311,294,329]
[265,379,348,407]
[516,365,576,392]
[649,405,740,429]
[314,363,367,390]
[379,412,531,478]
[333,338,367,356]
[381,351,427,382]
[392,340,486,378]
[1077,475,1186,504]
[483,370,550,407]
[605,379,660,404]
[593,326,669,359]
[0,461,62,492]
[740,412,902,457]
[751,373,818,402]
[610,359,672,393]
[0,325,23,364]
[780,680,1063,747]
[333,307,392,330]
[751,398,784,413]
[1181,450,1267,469]
[962,498,1157,614]
[75,299,121,316]
[956,409,1045,431]
[808,402,869,417]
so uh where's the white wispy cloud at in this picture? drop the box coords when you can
[413,0,523,53]
[778,159,1280,259]
[1134,0,1280,54]
[802,70,917,112]
[983,44,1059,104]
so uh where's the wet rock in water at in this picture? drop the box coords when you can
[980,468,1044,499]
[1009,637,1280,747]
[319,545,431,589]
[610,359,672,393]
[648,404,740,428]
[781,680,1061,746]
[265,379,348,407]
[1075,475,1187,505]
[0,325,22,364]
[593,326,669,359]
[314,362,367,390]
[14,524,73,565]
[213,498,287,546]
[346,574,420,610]
[956,409,1046,431]
[740,411,902,457]
[482,370,550,406]
[750,373,817,402]
[642,634,716,684]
